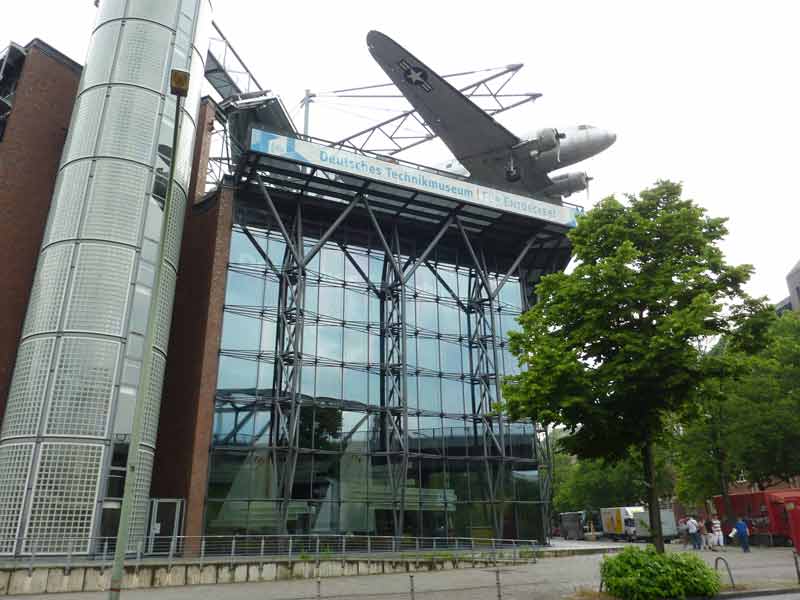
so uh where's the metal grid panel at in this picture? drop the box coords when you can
[79,22,120,92]
[45,337,120,438]
[174,115,196,191]
[127,448,154,548]
[95,0,126,26]
[153,265,177,352]
[126,0,179,25]
[112,19,170,92]
[96,86,161,166]
[22,244,73,337]
[0,443,34,554]
[81,159,149,246]
[1,338,55,439]
[24,443,103,554]
[43,161,91,246]
[65,244,134,336]
[61,87,105,165]
[141,352,166,447]
[164,182,187,267]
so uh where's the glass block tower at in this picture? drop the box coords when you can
[0,0,210,555]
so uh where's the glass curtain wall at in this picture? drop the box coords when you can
[206,204,544,540]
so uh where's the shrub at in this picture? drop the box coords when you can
[601,546,721,600]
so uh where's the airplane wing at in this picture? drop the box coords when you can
[367,31,532,188]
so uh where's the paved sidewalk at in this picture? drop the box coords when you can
[10,544,799,599]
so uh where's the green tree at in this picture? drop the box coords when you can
[504,181,765,552]
[554,446,674,514]
[674,312,798,522]
[723,312,800,487]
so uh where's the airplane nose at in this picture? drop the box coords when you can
[604,130,617,148]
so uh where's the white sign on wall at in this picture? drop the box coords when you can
[250,129,581,228]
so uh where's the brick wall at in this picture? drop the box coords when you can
[0,42,81,421]
[151,98,233,538]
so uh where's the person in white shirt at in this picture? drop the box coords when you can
[711,515,724,550]
[687,516,701,550]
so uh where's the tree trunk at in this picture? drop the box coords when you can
[642,439,665,553]
[717,449,735,530]
[712,399,735,530]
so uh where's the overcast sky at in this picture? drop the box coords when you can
[4,1,798,302]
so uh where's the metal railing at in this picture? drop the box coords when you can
[0,534,540,568]
[714,556,735,589]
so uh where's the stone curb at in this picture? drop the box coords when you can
[714,587,800,598]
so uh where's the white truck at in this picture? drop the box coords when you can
[634,509,678,541]
[601,506,643,541]
[601,506,678,541]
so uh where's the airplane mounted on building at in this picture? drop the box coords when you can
[367,30,616,201]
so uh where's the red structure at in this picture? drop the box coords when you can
[713,490,800,546]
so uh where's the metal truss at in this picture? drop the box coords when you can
[205,114,235,193]
[323,64,541,156]
[377,223,409,536]
[245,171,555,537]
[206,21,263,100]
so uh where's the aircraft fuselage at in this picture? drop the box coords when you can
[520,125,616,173]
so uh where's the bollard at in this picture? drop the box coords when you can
[135,539,143,575]
[793,552,800,585]
[409,574,416,600]
[65,539,73,575]
[316,577,322,599]
[28,540,35,577]
[199,537,206,570]
[102,538,109,573]
[495,567,502,600]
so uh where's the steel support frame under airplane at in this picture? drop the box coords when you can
[232,167,563,540]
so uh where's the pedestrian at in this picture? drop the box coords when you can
[687,515,701,550]
[678,518,690,550]
[732,517,751,552]
[703,516,715,551]
[711,514,725,551]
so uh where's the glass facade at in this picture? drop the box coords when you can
[206,202,546,541]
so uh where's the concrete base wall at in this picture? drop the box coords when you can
[0,557,502,595]
[0,547,621,595]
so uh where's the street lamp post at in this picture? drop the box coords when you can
[108,68,190,600]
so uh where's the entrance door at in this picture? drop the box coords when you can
[147,498,184,554]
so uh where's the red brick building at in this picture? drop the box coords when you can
[0,40,81,420]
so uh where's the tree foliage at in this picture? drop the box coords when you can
[553,446,675,514]
[504,181,767,551]
[676,311,800,504]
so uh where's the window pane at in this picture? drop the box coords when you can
[230,229,264,264]
[221,312,259,351]
[442,379,464,415]
[225,271,263,306]
[218,356,257,390]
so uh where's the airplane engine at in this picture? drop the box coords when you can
[527,128,561,160]
[542,172,590,199]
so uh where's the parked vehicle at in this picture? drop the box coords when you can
[713,490,800,546]
[600,506,643,541]
[560,511,586,540]
[634,508,678,541]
